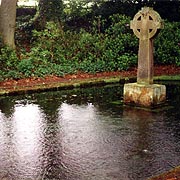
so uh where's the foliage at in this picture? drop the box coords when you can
[0,46,20,80]
[90,0,180,22]
[64,0,92,20]
[37,0,64,28]
[1,13,180,81]
[1,15,137,80]
[15,14,35,47]
[155,21,180,66]
[19,15,138,77]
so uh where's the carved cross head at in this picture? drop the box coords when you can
[130,7,163,40]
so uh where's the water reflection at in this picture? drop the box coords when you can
[0,103,43,179]
[0,97,15,117]
[123,107,177,179]
[58,103,131,180]
[0,84,179,180]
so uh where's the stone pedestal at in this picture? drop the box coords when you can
[124,83,166,107]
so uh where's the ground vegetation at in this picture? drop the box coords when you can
[0,0,180,81]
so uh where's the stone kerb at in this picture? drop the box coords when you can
[123,7,166,107]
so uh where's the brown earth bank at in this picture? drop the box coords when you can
[1,65,180,91]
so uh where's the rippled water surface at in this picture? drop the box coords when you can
[0,83,180,180]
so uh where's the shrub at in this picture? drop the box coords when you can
[0,46,20,80]
[102,14,138,70]
[154,21,180,66]
[18,59,35,77]
[19,15,138,76]
[2,14,180,81]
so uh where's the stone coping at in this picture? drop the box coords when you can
[148,166,180,180]
[0,76,135,96]
[0,75,180,96]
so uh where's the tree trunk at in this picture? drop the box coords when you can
[0,0,17,49]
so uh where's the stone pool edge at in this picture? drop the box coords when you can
[0,76,136,96]
[1,75,180,96]
[147,166,180,180]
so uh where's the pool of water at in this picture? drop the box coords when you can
[0,83,179,180]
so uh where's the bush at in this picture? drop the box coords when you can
[154,21,180,66]
[1,14,180,81]
[18,59,35,77]
[0,46,20,80]
[0,15,139,80]
[19,17,138,77]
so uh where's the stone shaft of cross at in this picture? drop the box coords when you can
[130,7,163,84]
[138,38,153,84]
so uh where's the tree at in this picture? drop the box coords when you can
[91,0,180,22]
[0,0,17,49]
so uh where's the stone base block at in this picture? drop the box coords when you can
[123,83,166,107]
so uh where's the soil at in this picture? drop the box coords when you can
[1,65,180,91]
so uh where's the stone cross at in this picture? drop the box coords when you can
[130,7,163,84]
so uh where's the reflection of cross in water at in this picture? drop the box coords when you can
[130,7,163,84]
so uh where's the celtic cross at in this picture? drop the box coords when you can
[130,7,163,84]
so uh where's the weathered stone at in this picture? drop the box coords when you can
[130,7,163,84]
[124,83,166,107]
[123,7,166,107]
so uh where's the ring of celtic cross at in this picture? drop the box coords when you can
[130,8,163,40]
